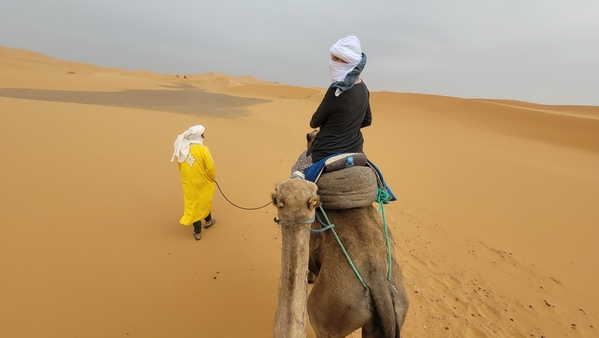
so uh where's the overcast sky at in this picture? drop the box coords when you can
[1,0,598,105]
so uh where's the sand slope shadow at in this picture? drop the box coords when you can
[0,84,270,118]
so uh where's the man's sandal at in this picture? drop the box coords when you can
[204,219,216,229]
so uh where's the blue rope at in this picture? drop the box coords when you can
[314,207,368,289]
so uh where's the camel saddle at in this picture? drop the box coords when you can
[315,153,379,209]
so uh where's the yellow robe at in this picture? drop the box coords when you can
[178,144,216,225]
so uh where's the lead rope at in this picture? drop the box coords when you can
[215,180,272,210]
[314,206,368,289]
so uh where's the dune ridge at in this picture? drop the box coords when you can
[1,46,598,337]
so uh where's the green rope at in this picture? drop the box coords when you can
[377,188,393,282]
[317,206,368,289]
[314,187,394,288]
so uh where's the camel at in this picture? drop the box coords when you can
[272,177,409,338]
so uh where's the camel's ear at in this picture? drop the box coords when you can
[272,193,284,208]
[308,195,320,209]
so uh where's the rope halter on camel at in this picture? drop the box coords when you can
[273,216,316,226]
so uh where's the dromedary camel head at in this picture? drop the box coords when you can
[272,179,320,225]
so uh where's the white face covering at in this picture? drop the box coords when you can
[329,60,355,83]
[328,36,363,83]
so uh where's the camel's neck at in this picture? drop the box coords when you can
[273,224,311,338]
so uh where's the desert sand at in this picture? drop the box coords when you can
[1,45,598,337]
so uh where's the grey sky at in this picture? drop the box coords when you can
[1,0,598,105]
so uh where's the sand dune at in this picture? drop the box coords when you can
[1,46,598,337]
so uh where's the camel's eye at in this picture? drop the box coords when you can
[308,196,320,209]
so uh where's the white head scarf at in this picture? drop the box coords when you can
[329,36,363,83]
[171,125,205,163]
